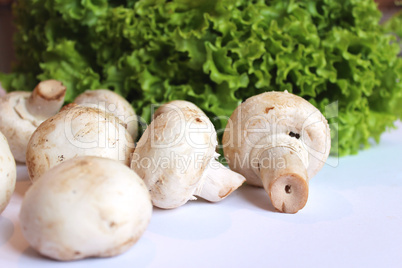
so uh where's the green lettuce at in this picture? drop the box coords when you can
[1,0,402,156]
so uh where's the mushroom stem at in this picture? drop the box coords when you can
[259,147,309,213]
[26,80,67,119]
[195,160,246,202]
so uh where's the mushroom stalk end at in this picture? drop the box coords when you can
[27,80,67,119]
[195,160,245,202]
[259,147,309,213]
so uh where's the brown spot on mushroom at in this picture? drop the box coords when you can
[264,107,274,114]
[195,118,202,123]
[37,120,56,135]
[289,131,300,139]
[27,159,36,178]
[219,187,235,199]
[285,185,292,194]
[78,160,90,166]
[156,175,166,185]
[60,103,78,113]
[45,155,50,167]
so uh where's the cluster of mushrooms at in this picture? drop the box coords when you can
[0,80,330,261]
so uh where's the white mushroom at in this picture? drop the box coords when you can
[0,80,66,163]
[74,89,138,140]
[223,91,331,213]
[131,102,245,209]
[26,104,134,182]
[0,131,16,214]
[19,156,152,261]
[152,100,206,120]
[0,83,5,97]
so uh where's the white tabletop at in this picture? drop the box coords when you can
[0,121,401,268]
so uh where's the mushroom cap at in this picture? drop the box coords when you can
[152,100,206,120]
[0,84,5,97]
[74,90,138,140]
[222,91,331,187]
[0,131,16,214]
[0,92,42,162]
[131,107,217,209]
[26,105,134,182]
[19,156,152,261]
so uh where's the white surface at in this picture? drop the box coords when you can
[0,122,401,268]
